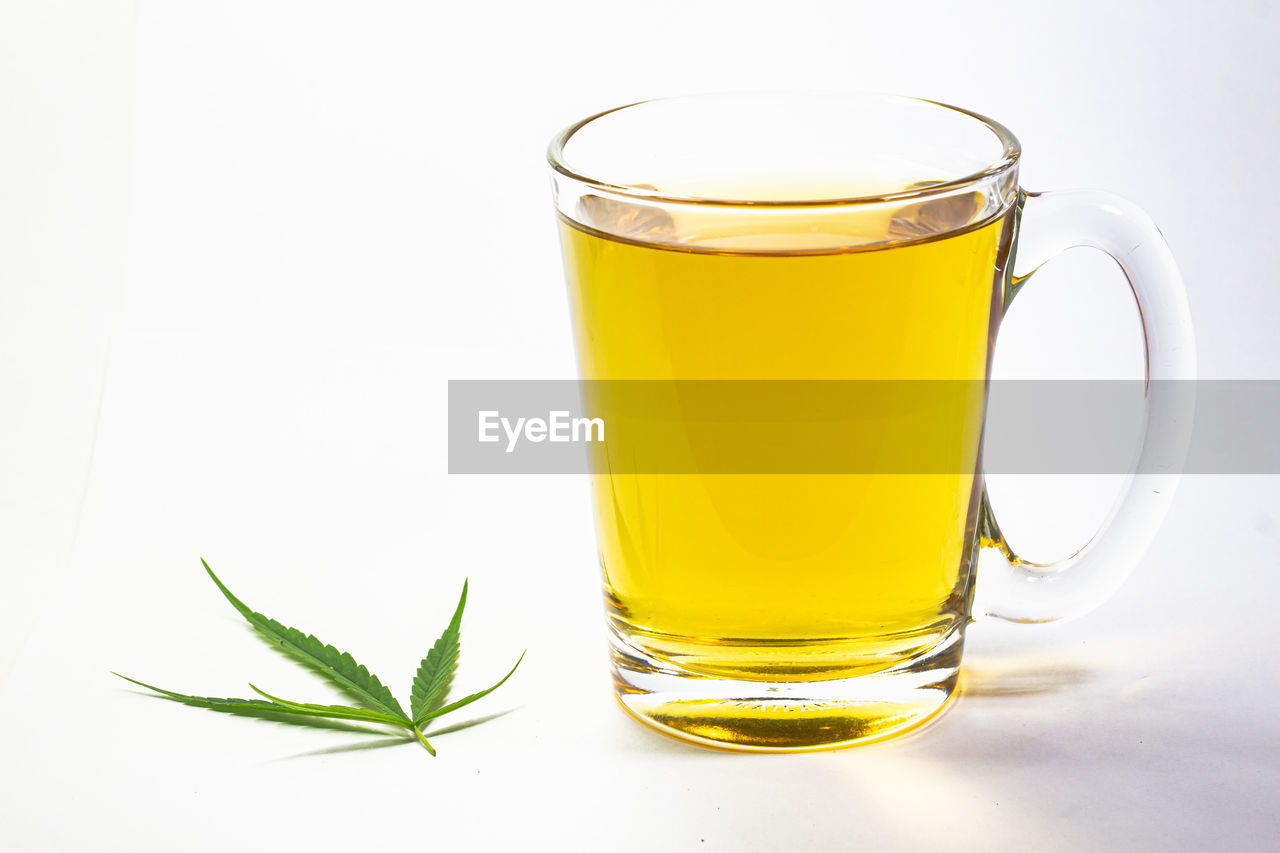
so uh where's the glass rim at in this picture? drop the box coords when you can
[546,91,1022,209]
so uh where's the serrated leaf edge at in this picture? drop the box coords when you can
[202,558,409,721]
[410,579,467,719]
[416,650,525,726]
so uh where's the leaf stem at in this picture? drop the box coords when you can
[413,726,436,756]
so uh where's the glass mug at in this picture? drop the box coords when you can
[547,93,1195,751]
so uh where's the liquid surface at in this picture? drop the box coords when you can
[560,204,1013,682]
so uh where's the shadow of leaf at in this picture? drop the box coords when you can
[425,707,520,737]
[274,734,417,760]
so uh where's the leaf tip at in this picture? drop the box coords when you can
[199,558,254,619]
[440,578,469,632]
[111,672,152,691]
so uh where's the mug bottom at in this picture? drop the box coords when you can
[609,623,963,752]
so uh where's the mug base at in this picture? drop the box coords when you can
[609,623,963,752]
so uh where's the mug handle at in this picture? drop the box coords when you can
[977,190,1196,623]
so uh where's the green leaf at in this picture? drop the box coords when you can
[410,580,467,720]
[201,559,408,721]
[418,651,525,726]
[246,684,411,726]
[117,560,523,757]
[113,673,397,733]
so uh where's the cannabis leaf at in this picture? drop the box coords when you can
[201,559,407,719]
[114,561,524,756]
[411,579,465,721]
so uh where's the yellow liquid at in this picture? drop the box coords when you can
[560,204,1014,684]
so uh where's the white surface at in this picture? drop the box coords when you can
[0,1,133,680]
[2,1,1279,850]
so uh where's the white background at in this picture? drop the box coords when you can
[2,1,1278,850]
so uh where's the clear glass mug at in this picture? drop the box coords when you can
[547,93,1195,751]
